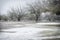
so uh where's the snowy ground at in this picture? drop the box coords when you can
[0,22,60,40]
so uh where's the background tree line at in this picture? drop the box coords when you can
[0,0,60,22]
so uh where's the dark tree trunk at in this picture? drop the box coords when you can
[36,15,38,22]
[0,18,1,20]
[56,11,60,15]
[35,14,40,22]
[18,18,21,21]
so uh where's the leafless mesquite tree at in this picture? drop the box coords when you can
[8,8,25,21]
[26,0,49,22]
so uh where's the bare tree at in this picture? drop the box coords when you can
[47,0,60,14]
[8,8,24,21]
[26,0,50,22]
[27,2,42,22]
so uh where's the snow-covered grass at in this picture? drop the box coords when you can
[0,27,60,40]
[0,21,60,29]
[0,22,60,40]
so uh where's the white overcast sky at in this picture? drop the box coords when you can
[0,0,36,15]
[0,0,47,15]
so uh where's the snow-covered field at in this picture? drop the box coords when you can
[0,22,60,40]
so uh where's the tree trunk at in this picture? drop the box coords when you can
[18,18,21,21]
[56,11,60,15]
[35,14,40,22]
